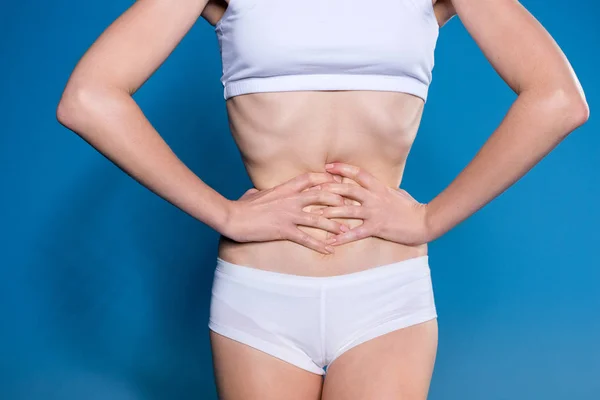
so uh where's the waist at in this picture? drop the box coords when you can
[218,232,428,277]
[214,253,431,288]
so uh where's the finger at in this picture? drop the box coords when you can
[303,176,342,192]
[318,183,369,203]
[281,172,337,194]
[286,227,335,255]
[296,190,347,207]
[324,163,380,191]
[319,205,368,219]
[304,184,322,192]
[294,212,350,234]
[325,223,375,246]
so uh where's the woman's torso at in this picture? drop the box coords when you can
[218,90,429,276]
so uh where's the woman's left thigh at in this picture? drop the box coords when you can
[321,318,438,400]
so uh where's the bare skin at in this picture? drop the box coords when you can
[57,0,588,398]
[210,331,325,400]
[214,0,459,276]
[210,318,438,400]
[322,319,438,400]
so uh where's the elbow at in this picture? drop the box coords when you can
[56,92,75,129]
[56,84,90,130]
[572,96,590,128]
[562,90,590,131]
[540,86,590,135]
[56,81,120,131]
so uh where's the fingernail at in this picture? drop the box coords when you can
[325,163,334,169]
[326,245,335,253]
[326,237,337,244]
[333,175,342,182]
[339,224,349,232]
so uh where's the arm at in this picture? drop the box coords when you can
[56,0,230,232]
[424,0,589,241]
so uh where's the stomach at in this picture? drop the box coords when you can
[217,89,429,276]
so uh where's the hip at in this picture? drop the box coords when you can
[208,251,436,374]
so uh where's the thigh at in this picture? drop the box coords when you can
[321,318,438,400]
[210,330,324,400]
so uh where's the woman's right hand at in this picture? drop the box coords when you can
[220,172,351,254]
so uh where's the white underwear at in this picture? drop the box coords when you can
[208,255,437,375]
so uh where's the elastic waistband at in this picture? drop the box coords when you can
[222,74,429,102]
[215,255,430,288]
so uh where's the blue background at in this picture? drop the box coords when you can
[1,0,598,398]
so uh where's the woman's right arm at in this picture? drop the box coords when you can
[56,0,347,253]
[57,0,231,229]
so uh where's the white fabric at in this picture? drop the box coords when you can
[215,0,439,101]
[208,255,437,375]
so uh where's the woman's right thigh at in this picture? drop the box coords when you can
[210,331,324,400]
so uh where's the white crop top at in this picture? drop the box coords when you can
[215,0,439,102]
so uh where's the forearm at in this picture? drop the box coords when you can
[57,85,231,233]
[424,88,588,242]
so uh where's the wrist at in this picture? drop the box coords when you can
[211,197,235,236]
[423,199,454,243]
[422,203,440,244]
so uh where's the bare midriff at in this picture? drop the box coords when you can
[217,90,429,276]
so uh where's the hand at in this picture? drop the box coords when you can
[313,162,431,247]
[221,172,351,255]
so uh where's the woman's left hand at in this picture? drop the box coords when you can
[313,162,432,247]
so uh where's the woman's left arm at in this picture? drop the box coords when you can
[422,0,589,242]
[322,0,589,246]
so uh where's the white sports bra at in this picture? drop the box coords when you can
[215,0,439,102]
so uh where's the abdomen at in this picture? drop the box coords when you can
[218,90,429,276]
